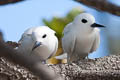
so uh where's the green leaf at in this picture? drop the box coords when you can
[43,7,84,40]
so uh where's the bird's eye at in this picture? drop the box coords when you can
[81,19,87,23]
[42,34,47,38]
[54,33,57,36]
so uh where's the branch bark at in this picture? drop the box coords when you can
[49,55,120,80]
[75,0,120,16]
[0,31,4,42]
[1,54,120,80]
[0,41,63,80]
[0,0,24,5]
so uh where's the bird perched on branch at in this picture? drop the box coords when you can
[18,26,58,63]
[62,13,105,63]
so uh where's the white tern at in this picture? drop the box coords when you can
[18,26,58,62]
[62,13,105,63]
[55,53,67,59]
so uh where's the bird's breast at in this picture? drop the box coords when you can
[75,33,95,53]
[32,45,52,60]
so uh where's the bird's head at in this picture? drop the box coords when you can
[31,26,56,51]
[73,13,105,31]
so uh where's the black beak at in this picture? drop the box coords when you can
[32,41,42,51]
[91,23,105,28]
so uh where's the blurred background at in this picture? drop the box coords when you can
[0,0,120,63]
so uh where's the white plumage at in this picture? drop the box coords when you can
[62,13,104,63]
[18,26,58,62]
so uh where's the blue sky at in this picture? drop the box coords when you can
[0,0,100,41]
[1,0,119,58]
[0,0,80,41]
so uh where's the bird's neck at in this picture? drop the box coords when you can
[75,25,94,34]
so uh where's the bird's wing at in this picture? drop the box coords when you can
[47,37,58,59]
[17,33,33,54]
[62,32,76,54]
[63,23,72,34]
[90,29,100,53]
[18,33,31,44]
[18,33,25,44]
[62,33,76,63]
[18,27,35,44]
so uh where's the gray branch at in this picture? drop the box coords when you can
[75,0,120,16]
[0,41,63,80]
[1,31,120,80]
[0,0,24,5]
[49,55,120,80]
[0,54,120,80]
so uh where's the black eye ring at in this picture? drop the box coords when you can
[42,34,47,38]
[81,19,87,23]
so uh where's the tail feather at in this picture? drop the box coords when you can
[55,53,67,59]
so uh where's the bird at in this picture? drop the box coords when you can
[62,13,105,63]
[17,26,58,63]
[55,53,67,60]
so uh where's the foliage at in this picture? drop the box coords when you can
[43,7,84,40]
[43,7,84,64]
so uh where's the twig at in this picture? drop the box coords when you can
[75,0,120,16]
[0,41,63,80]
[0,31,4,42]
[0,0,24,5]
[6,41,19,48]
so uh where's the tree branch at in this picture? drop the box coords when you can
[0,41,63,80]
[75,0,120,16]
[0,0,24,5]
[49,54,120,80]
[0,31,4,42]
[6,41,19,48]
